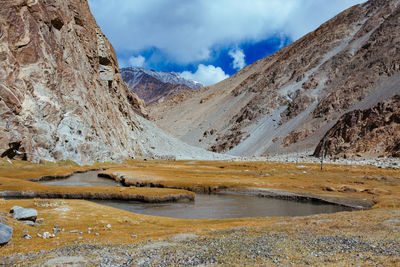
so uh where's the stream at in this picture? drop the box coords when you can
[39,171,353,219]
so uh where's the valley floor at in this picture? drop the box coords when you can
[0,159,399,266]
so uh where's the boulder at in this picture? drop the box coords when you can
[0,223,13,245]
[10,206,38,222]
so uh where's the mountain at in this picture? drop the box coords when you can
[149,0,400,159]
[121,67,203,105]
[0,0,225,164]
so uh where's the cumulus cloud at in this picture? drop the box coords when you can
[181,64,229,86]
[88,0,364,64]
[229,48,246,70]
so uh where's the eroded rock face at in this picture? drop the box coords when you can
[314,95,400,159]
[149,0,400,158]
[0,0,221,164]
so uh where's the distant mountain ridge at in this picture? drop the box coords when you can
[148,0,400,159]
[121,67,203,105]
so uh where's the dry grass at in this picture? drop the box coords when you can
[0,198,274,255]
[0,158,399,263]
[0,158,194,201]
[101,160,400,208]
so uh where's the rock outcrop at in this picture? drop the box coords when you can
[0,0,225,164]
[0,222,13,245]
[121,68,202,105]
[10,206,38,222]
[314,95,400,159]
[149,0,400,159]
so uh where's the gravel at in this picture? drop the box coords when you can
[1,227,399,266]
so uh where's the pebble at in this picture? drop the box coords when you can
[22,234,32,240]
[42,232,55,239]
[95,233,99,236]
[21,221,35,227]
[70,230,79,233]
[106,224,111,229]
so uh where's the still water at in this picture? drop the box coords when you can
[40,171,353,219]
[93,194,352,219]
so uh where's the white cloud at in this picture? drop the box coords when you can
[128,55,145,67]
[229,48,246,70]
[88,0,365,64]
[181,64,229,86]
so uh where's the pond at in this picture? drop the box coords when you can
[39,171,353,219]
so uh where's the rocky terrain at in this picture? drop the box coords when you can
[0,159,399,266]
[0,0,226,164]
[314,95,400,159]
[149,0,400,159]
[121,67,203,105]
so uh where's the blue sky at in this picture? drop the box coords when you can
[88,0,364,85]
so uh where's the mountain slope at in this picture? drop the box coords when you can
[0,0,226,164]
[121,67,202,105]
[149,0,400,158]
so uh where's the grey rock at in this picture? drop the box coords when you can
[0,222,13,245]
[22,234,32,240]
[10,206,38,222]
[21,220,35,226]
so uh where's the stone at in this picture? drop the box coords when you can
[36,218,45,224]
[106,224,111,229]
[0,223,13,245]
[42,232,55,239]
[22,234,32,240]
[10,207,38,222]
[21,220,35,227]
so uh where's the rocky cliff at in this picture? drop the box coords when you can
[0,0,225,164]
[121,68,202,105]
[149,0,400,159]
[314,95,400,159]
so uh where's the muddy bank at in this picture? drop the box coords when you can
[220,188,374,209]
[99,172,228,193]
[0,190,194,203]
[99,172,371,209]
[29,169,104,182]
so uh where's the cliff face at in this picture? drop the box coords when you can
[149,0,400,158]
[121,68,202,105]
[0,0,224,164]
[314,95,400,159]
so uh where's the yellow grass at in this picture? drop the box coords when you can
[102,160,400,208]
[0,158,194,201]
[0,158,399,262]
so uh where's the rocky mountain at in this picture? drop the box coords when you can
[314,95,400,159]
[149,0,400,159]
[121,67,203,105]
[0,0,226,164]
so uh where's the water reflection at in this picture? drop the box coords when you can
[93,194,353,219]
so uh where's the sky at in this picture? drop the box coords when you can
[88,0,365,86]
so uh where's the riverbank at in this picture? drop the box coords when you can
[0,159,194,202]
[0,158,399,265]
[0,199,398,266]
[100,160,400,209]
